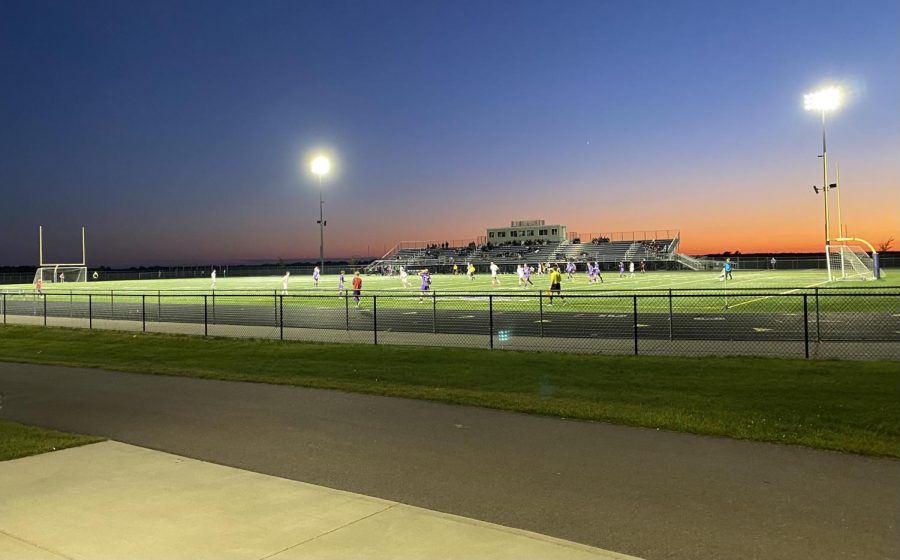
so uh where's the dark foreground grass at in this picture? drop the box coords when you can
[0,325,897,457]
[0,420,103,461]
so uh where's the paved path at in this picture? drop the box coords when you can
[1,362,897,560]
[1,441,633,560]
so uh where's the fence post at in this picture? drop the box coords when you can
[539,293,544,338]
[279,295,284,340]
[815,288,821,342]
[88,294,92,329]
[203,295,208,336]
[432,290,437,333]
[345,292,350,330]
[803,294,809,359]
[274,293,278,327]
[2,293,5,325]
[632,295,638,355]
[110,290,114,320]
[489,295,493,349]
[158,290,161,318]
[373,295,378,345]
[142,295,146,332]
[43,294,47,326]
[668,289,673,341]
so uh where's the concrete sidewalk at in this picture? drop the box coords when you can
[0,441,640,560]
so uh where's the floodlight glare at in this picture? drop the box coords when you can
[804,87,842,112]
[311,156,331,176]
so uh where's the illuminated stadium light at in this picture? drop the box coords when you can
[804,87,842,112]
[310,154,332,272]
[311,155,331,176]
[804,85,844,282]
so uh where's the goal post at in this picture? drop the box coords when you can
[827,237,880,280]
[34,266,88,284]
[35,226,89,285]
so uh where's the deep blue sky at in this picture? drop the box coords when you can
[2,0,897,265]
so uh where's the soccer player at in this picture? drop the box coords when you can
[352,271,362,307]
[640,260,646,274]
[467,262,476,281]
[618,261,625,278]
[770,257,777,270]
[594,262,604,283]
[419,269,431,302]
[565,261,576,281]
[548,265,564,305]
[59,271,65,283]
[490,261,500,286]
[628,261,635,278]
[34,277,43,296]
[210,269,216,290]
[453,264,459,276]
[724,258,733,280]
[522,263,534,288]
[338,270,345,295]
[312,266,320,287]
[516,264,524,286]
[281,271,290,295]
[400,266,410,288]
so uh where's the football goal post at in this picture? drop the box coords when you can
[33,226,89,284]
[827,238,881,280]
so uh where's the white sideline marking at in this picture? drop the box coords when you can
[534,320,551,323]
[457,315,475,319]
[637,323,650,327]
[402,311,417,315]
[753,327,773,332]
[725,278,833,310]
[694,316,725,321]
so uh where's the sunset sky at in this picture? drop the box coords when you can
[2,0,898,266]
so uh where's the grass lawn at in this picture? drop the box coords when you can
[0,325,897,457]
[0,420,103,461]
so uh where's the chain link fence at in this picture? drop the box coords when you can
[1,289,897,360]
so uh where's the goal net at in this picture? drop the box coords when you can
[827,244,876,281]
[33,266,88,284]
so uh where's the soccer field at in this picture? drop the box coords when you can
[8,268,900,294]
[3,268,898,315]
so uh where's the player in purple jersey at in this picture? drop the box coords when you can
[418,269,431,302]
[593,262,603,283]
[522,263,534,288]
[618,261,625,278]
[565,261,576,281]
[338,270,345,295]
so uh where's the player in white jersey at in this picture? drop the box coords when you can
[281,271,290,295]
[312,266,320,287]
[490,261,500,286]
[516,264,525,286]
[210,269,217,289]
[628,261,635,278]
[400,266,410,288]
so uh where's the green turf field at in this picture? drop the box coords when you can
[3,269,897,314]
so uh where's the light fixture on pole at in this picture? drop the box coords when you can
[804,86,842,281]
[311,155,331,273]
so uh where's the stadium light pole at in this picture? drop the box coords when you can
[804,86,842,282]
[311,155,331,273]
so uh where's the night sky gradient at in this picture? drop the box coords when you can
[2,0,898,266]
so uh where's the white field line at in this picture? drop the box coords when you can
[725,279,833,309]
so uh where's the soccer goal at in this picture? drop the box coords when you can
[827,242,880,281]
[33,226,89,284]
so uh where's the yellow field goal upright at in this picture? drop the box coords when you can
[827,237,882,280]
[33,225,88,284]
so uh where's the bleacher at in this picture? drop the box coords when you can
[369,230,684,272]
